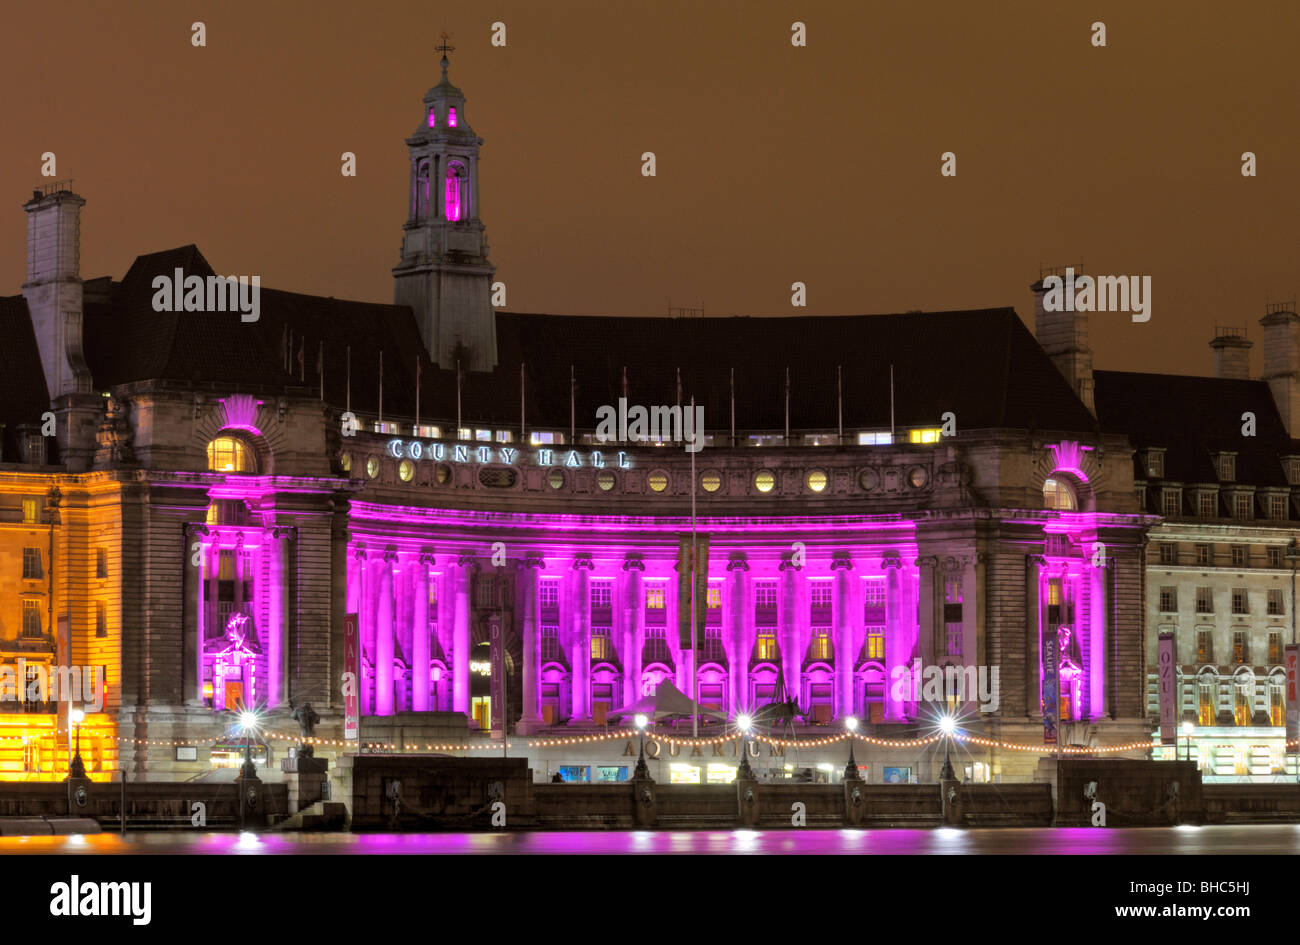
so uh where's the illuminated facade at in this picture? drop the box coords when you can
[0,65,1172,784]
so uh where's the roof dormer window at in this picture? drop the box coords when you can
[1218,452,1236,482]
[1146,449,1164,479]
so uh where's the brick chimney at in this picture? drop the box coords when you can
[1031,268,1095,416]
[21,184,100,471]
[1261,302,1300,437]
[1209,326,1252,380]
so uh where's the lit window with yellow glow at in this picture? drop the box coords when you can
[206,436,255,473]
[908,428,941,444]
[646,586,665,609]
[1043,477,1077,510]
[707,586,722,610]
[756,630,777,661]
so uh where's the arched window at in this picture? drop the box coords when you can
[448,106,458,128]
[415,160,431,219]
[206,435,256,473]
[1043,476,1077,510]
[427,107,436,129]
[445,161,467,221]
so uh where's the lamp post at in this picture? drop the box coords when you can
[736,714,754,780]
[238,710,258,780]
[633,713,650,780]
[844,716,861,781]
[68,708,86,779]
[1181,720,1194,766]
[939,714,956,781]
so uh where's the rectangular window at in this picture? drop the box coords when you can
[590,580,612,609]
[1195,544,1212,566]
[96,600,107,638]
[755,582,778,607]
[810,583,833,609]
[1158,543,1177,566]
[645,585,665,609]
[1198,492,1217,518]
[1271,495,1289,522]
[21,498,38,524]
[1197,629,1213,663]
[1234,493,1253,520]
[706,586,722,609]
[908,428,941,444]
[1163,489,1181,517]
[1268,589,1284,617]
[538,580,558,608]
[1232,630,1248,664]
[866,627,885,661]
[1219,454,1236,482]
[1271,685,1285,726]
[857,431,892,445]
[1234,684,1251,725]
[863,578,886,618]
[476,578,496,608]
[1147,451,1164,478]
[1269,546,1285,569]
[756,628,777,662]
[1231,545,1248,567]
[21,548,42,580]
[1196,587,1213,613]
[22,600,41,637]
[96,547,108,579]
[591,626,610,661]
[1158,586,1177,613]
[540,625,560,663]
[810,627,832,661]
[1269,631,1283,664]
[1231,587,1249,615]
[1198,683,1215,725]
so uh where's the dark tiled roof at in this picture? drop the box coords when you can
[43,245,1100,436]
[0,294,51,461]
[1094,370,1299,486]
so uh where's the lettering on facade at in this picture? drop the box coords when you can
[387,438,631,469]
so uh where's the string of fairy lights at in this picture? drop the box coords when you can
[17,725,1300,756]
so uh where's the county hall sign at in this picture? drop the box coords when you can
[386,438,634,469]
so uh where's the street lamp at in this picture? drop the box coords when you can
[844,716,860,781]
[633,713,650,779]
[736,713,754,779]
[939,714,956,781]
[68,708,85,779]
[238,709,259,780]
[1181,720,1194,765]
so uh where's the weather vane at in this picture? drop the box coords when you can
[438,31,455,58]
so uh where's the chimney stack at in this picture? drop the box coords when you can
[1260,301,1300,437]
[1031,267,1095,416]
[1209,326,1252,380]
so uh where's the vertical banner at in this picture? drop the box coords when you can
[677,535,709,650]
[1158,632,1176,746]
[343,613,359,740]
[1287,644,1299,755]
[490,612,506,733]
[1043,634,1058,746]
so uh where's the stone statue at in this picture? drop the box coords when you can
[291,702,320,757]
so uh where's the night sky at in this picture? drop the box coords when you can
[2,0,1297,377]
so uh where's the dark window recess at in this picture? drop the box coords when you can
[478,467,518,488]
[944,602,963,624]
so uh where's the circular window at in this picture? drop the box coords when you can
[398,460,415,482]
[479,467,518,488]
[806,469,828,493]
[908,466,929,489]
[597,469,616,491]
[435,463,452,485]
[754,470,776,493]
[366,456,380,480]
[701,471,722,493]
[648,471,669,493]
[340,452,352,473]
[547,468,565,490]
[859,468,879,491]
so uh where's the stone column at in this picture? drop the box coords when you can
[233,532,246,613]
[1089,555,1108,720]
[622,556,644,708]
[727,555,749,716]
[780,557,802,703]
[1026,555,1045,720]
[412,552,433,711]
[375,547,397,716]
[833,555,854,719]
[961,554,979,714]
[519,555,545,730]
[570,556,593,723]
[917,556,938,670]
[268,526,296,709]
[207,540,221,640]
[453,553,474,715]
[183,524,208,706]
[883,552,907,721]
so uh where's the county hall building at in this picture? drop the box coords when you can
[0,57,1179,786]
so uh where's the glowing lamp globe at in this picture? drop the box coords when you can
[634,713,648,730]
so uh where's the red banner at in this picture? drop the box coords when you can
[1158,633,1176,746]
[344,613,359,740]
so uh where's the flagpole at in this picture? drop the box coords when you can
[318,341,324,401]
[520,362,526,444]
[889,364,895,441]
[730,367,735,447]
[837,364,843,444]
[346,346,351,414]
[569,365,575,444]
[691,392,698,742]
[456,360,462,437]
[416,355,421,433]
[784,366,790,444]
[378,350,384,425]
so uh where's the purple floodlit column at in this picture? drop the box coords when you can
[961,554,980,713]
[375,548,397,716]
[1089,556,1107,719]
[183,524,208,706]
[622,556,644,708]
[570,556,593,722]
[883,553,906,721]
[519,555,544,730]
[917,556,938,673]
[779,558,801,704]
[413,553,432,712]
[1026,555,1045,719]
[267,526,294,708]
[356,545,372,716]
[453,554,473,715]
[207,542,221,640]
[234,532,246,613]
[727,555,749,716]
[833,555,854,719]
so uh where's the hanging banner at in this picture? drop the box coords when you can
[490,612,506,733]
[1287,644,1299,755]
[344,613,359,740]
[677,535,709,649]
[1043,634,1058,746]
[1158,632,1176,746]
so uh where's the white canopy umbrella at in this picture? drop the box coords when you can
[605,680,728,725]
